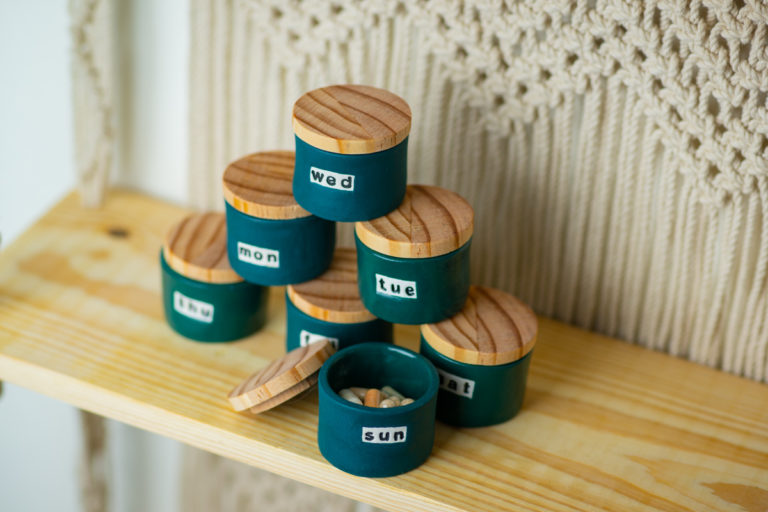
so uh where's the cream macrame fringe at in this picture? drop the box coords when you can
[188,0,768,382]
[70,0,114,207]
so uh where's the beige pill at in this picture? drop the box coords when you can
[379,398,397,408]
[400,398,414,406]
[386,395,401,406]
[339,388,362,405]
[381,385,405,400]
[349,387,368,400]
[364,388,381,407]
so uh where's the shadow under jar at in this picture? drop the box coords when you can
[318,342,439,477]
[161,212,268,342]
[420,286,538,427]
[355,184,474,325]
[285,247,393,352]
[222,151,335,285]
[292,84,411,222]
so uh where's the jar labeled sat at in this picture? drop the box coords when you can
[160,212,268,342]
[285,247,392,352]
[317,343,439,477]
[292,84,411,221]
[419,286,538,427]
[222,151,335,285]
[355,185,474,325]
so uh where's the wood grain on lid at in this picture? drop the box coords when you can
[292,84,411,154]
[421,286,537,365]
[222,151,310,220]
[163,212,242,284]
[287,247,374,323]
[355,185,474,258]
[228,340,335,412]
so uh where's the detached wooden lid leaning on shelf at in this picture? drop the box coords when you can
[355,184,474,258]
[228,340,336,414]
[287,247,375,324]
[163,212,242,284]
[292,84,412,154]
[421,286,538,366]
[222,151,310,220]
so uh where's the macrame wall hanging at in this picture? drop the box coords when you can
[188,0,768,382]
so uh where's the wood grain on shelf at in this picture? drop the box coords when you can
[421,286,537,365]
[292,85,411,154]
[222,151,310,220]
[1,190,767,512]
[163,212,242,284]
[229,340,333,413]
[355,185,474,258]
[287,247,375,323]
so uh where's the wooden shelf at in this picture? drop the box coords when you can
[1,190,767,511]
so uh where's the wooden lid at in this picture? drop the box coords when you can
[292,84,411,154]
[222,151,310,220]
[355,185,474,258]
[163,212,242,284]
[287,247,374,323]
[421,286,537,365]
[228,340,335,413]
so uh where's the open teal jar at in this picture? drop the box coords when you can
[318,342,439,477]
[285,247,392,351]
[354,185,474,325]
[291,84,411,221]
[419,286,538,427]
[223,151,335,285]
[161,212,268,342]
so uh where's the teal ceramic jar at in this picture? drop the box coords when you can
[291,84,411,221]
[223,151,335,285]
[354,185,474,325]
[161,212,268,342]
[318,342,439,477]
[419,286,538,427]
[285,247,393,351]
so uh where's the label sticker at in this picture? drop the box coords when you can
[173,291,214,323]
[375,274,417,299]
[237,241,280,268]
[362,426,407,444]
[299,330,339,349]
[436,368,475,399]
[309,166,355,191]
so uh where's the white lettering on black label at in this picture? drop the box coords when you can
[299,330,339,349]
[309,167,355,191]
[173,291,214,323]
[375,274,417,299]
[237,241,280,268]
[436,368,475,398]
[362,426,407,444]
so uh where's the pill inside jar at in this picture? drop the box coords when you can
[338,385,415,408]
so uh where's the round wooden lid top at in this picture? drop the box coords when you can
[287,247,374,324]
[355,185,474,258]
[292,84,412,154]
[163,212,242,284]
[421,286,537,366]
[222,151,311,220]
[228,340,336,413]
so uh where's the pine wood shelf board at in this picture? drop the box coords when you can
[0,190,767,512]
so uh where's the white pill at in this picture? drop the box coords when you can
[400,398,414,406]
[339,388,362,405]
[379,398,397,408]
[349,387,368,400]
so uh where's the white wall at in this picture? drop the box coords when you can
[0,1,188,511]
[0,2,81,512]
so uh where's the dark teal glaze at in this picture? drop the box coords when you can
[354,235,471,325]
[224,202,335,285]
[285,293,393,351]
[420,335,533,427]
[292,136,408,221]
[160,251,268,342]
[318,343,438,477]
